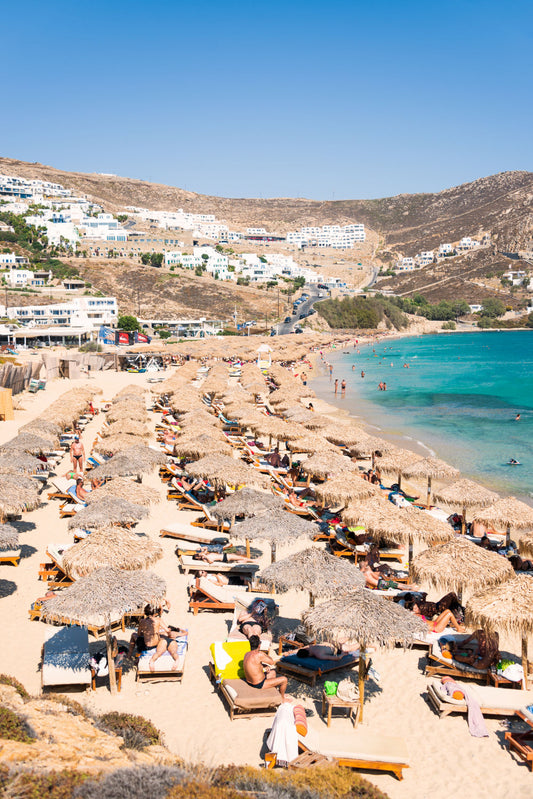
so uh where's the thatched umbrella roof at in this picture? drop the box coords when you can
[231,514,319,561]
[465,575,533,686]
[433,479,499,532]
[115,384,146,397]
[0,452,45,475]
[85,478,160,507]
[402,456,460,504]
[20,420,62,439]
[248,417,303,442]
[344,496,454,547]
[210,487,284,523]
[178,409,219,427]
[1,432,54,454]
[40,566,166,694]
[411,537,514,597]
[323,426,369,447]
[62,528,163,580]
[172,435,232,460]
[89,447,165,480]
[300,452,355,480]
[348,434,395,460]
[97,434,147,456]
[374,447,421,475]
[286,433,337,455]
[314,474,380,506]
[0,523,20,551]
[186,454,269,490]
[67,497,150,530]
[0,475,40,518]
[472,497,533,535]
[106,405,147,424]
[102,420,151,439]
[259,547,365,603]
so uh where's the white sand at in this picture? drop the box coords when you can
[0,367,532,799]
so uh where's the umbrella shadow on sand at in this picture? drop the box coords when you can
[0,580,17,598]
[12,520,36,534]
[19,544,37,560]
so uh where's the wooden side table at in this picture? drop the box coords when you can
[321,690,360,727]
[488,670,522,689]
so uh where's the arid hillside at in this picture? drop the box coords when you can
[1,157,532,253]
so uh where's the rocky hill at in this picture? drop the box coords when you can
[1,158,532,254]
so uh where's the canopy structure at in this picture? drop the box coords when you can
[1,432,55,455]
[97,434,147,456]
[0,452,45,475]
[303,590,426,721]
[0,475,40,521]
[472,497,533,547]
[373,448,422,489]
[185,454,270,491]
[402,457,460,505]
[62,527,163,580]
[259,546,365,605]
[67,497,150,531]
[300,452,355,481]
[85,478,160,507]
[209,487,284,526]
[411,536,514,600]
[172,435,232,460]
[433,479,499,533]
[466,575,533,688]
[0,522,20,552]
[40,567,166,694]
[231,514,318,562]
[313,474,380,507]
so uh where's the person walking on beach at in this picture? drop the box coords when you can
[334,378,338,394]
[70,436,85,476]
[341,379,346,396]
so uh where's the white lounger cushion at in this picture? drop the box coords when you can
[196,576,251,604]
[47,543,73,569]
[180,555,259,574]
[300,727,409,765]
[429,679,533,710]
[162,523,228,543]
[42,626,91,686]
[138,636,187,673]
[50,478,75,493]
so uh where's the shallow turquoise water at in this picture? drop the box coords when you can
[311,331,533,502]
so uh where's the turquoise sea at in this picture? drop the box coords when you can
[311,331,533,503]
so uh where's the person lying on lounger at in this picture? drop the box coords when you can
[237,599,272,638]
[402,591,464,623]
[243,635,288,699]
[281,643,353,662]
[192,547,254,565]
[449,629,499,669]
[359,561,416,590]
[411,603,465,633]
[127,605,183,671]
[198,568,229,586]
[75,477,90,501]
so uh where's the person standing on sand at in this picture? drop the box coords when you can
[334,378,338,394]
[341,379,346,396]
[70,436,85,476]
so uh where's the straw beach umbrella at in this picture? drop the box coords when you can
[472,497,533,548]
[314,474,380,507]
[466,575,533,688]
[402,457,460,506]
[259,547,365,605]
[286,433,337,455]
[0,523,20,552]
[433,479,499,534]
[41,567,166,695]
[302,590,427,721]
[0,452,45,475]
[186,454,269,491]
[373,447,421,489]
[232,514,319,562]
[63,528,163,580]
[89,447,165,481]
[173,435,232,460]
[1,432,54,455]
[67,497,149,530]
[411,536,514,600]
[210,487,284,526]
[102,420,151,439]
[0,475,40,521]
[97,434,147,457]
[85,478,160,507]
[300,452,355,481]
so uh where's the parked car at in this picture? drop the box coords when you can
[284,316,291,323]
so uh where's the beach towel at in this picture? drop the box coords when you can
[266,703,298,766]
[442,680,489,737]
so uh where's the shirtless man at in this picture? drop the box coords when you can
[74,477,90,501]
[242,635,287,699]
[70,436,85,475]
[192,548,254,565]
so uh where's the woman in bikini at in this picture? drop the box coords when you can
[192,547,254,565]
[411,602,465,633]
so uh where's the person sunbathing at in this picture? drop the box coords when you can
[192,547,254,564]
[411,603,465,633]
[75,477,90,501]
[127,605,182,671]
[282,643,350,662]
[359,561,416,590]
[198,568,229,586]
[237,599,271,638]
[403,591,463,623]
[450,629,499,669]
[243,635,288,699]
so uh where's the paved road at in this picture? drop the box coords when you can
[276,289,321,335]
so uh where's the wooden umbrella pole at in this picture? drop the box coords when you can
[506,523,511,547]
[358,645,366,723]
[408,537,413,579]
[462,503,466,535]
[245,538,251,559]
[309,592,315,608]
[271,542,276,564]
[105,627,117,695]
[397,471,402,491]
[427,476,432,508]
[522,637,529,690]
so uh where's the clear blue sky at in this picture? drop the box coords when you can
[2,0,532,199]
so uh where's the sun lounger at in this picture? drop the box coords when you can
[39,543,74,587]
[59,486,87,517]
[136,635,188,682]
[48,477,76,501]
[188,576,252,614]
[277,651,359,687]
[425,633,495,682]
[227,595,278,642]
[178,554,259,580]
[426,678,533,719]
[41,625,92,690]
[287,727,409,781]
[0,548,21,567]
[209,640,282,720]
[505,708,533,770]
[191,504,231,532]
[160,522,229,544]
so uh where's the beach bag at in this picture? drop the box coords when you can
[324,681,338,696]
[336,678,359,702]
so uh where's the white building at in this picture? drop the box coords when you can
[0,252,17,267]
[0,297,118,329]
[0,174,72,201]
[457,237,480,251]
[417,251,435,266]
[79,213,128,241]
[164,247,231,279]
[502,270,528,286]
[395,257,417,272]
[438,243,454,256]
[287,223,365,248]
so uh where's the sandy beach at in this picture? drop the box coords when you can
[1,362,532,799]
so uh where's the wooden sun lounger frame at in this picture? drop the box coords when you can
[426,682,520,719]
[505,711,533,770]
[425,653,492,683]
[188,577,250,615]
[290,738,408,781]
[0,552,20,567]
[277,655,359,687]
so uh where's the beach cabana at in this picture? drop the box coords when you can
[40,567,166,694]
[62,527,163,580]
[411,537,514,601]
[259,546,365,606]
[0,522,21,565]
[1,432,55,455]
[303,590,426,721]
[172,435,232,460]
[231,514,319,562]
[67,497,150,530]
[432,479,499,534]
[101,420,151,439]
[286,433,337,456]
[472,496,533,547]
[373,448,422,490]
[97,434,147,457]
[402,457,460,506]
[466,575,533,688]
[0,452,45,475]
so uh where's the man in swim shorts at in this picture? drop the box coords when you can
[70,436,85,475]
[242,635,287,698]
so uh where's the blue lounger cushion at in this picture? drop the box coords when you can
[280,653,356,671]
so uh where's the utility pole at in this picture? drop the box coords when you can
[277,286,280,320]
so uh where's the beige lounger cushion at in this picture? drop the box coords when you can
[222,678,282,710]
[196,576,250,604]
[50,478,75,493]
[161,523,228,543]
[42,626,91,686]
[301,727,409,765]
[429,679,533,710]
[431,636,489,674]
[180,555,259,574]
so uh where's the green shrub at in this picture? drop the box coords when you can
[0,673,30,699]
[441,321,456,330]
[77,766,187,799]
[3,769,88,798]
[98,712,162,750]
[0,706,35,743]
